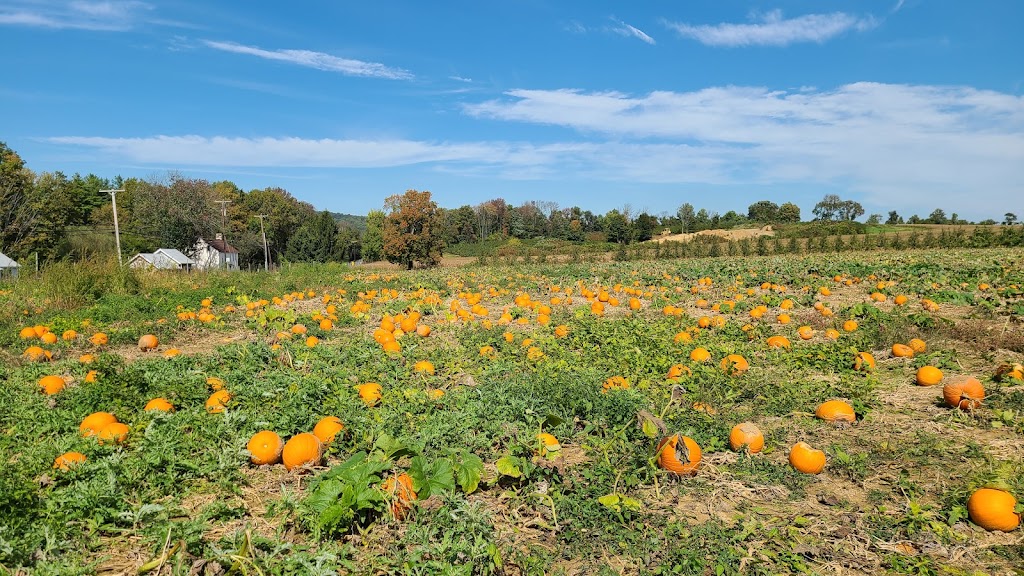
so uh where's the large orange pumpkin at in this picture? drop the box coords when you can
[247,430,285,465]
[689,348,711,363]
[815,400,856,423]
[312,416,345,444]
[854,351,876,371]
[729,423,764,454]
[356,383,382,406]
[138,334,159,351]
[892,343,915,358]
[282,433,323,471]
[38,375,66,395]
[789,442,826,474]
[916,366,943,386]
[144,397,174,412]
[205,390,232,413]
[720,354,749,375]
[97,422,130,445]
[80,412,118,437]
[943,377,985,410]
[967,488,1021,532]
[656,435,701,476]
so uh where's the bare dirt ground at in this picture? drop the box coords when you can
[651,226,776,244]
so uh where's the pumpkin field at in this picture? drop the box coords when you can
[2,248,1023,576]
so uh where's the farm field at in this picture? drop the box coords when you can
[2,248,1023,575]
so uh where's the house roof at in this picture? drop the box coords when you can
[203,237,239,254]
[130,253,156,264]
[0,252,20,268]
[155,248,195,265]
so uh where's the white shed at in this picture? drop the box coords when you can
[0,251,20,278]
[193,234,239,270]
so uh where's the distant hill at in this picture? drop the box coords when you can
[331,212,367,233]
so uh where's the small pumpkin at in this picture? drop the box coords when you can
[205,389,232,413]
[38,375,66,395]
[282,432,323,471]
[656,434,701,476]
[138,334,159,351]
[80,412,117,437]
[247,430,285,465]
[908,338,927,354]
[842,320,858,332]
[797,326,815,340]
[312,416,345,444]
[97,422,130,445]
[916,366,943,386]
[815,400,856,423]
[967,488,1021,532]
[89,332,108,346]
[943,376,984,410]
[854,351,876,371]
[413,360,435,375]
[766,335,791,349]
[720,354,749,375]
[689,347,711,363]
[53,451,87,471]
[144,397,174,412]
[23,346,52,362]
[789,442,826,474]
[728,423,764,454]
[356,383,383,406]
[892,343,915,358]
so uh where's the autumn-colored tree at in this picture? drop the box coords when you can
[383,189,444,269]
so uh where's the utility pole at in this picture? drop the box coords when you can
[102,189,126,266]
[214,200,230,269]
[255,214,269,271]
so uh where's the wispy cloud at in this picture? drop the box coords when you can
[45,82,1024,217]
[202,40,412,80]
[0,1,151,31]
[610,18,655,45]
[449,75,473,83]
[664,10,877,47]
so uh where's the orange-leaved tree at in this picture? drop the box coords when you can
[383,189,444,269]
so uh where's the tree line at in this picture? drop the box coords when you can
[2,141,1017,270]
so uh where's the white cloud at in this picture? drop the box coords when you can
[202,40,412,80]
[460,83,1024,212]
[664,10,877,47]
[0,1,150,31]
[610,19,655,45]
[46,82,1024,218]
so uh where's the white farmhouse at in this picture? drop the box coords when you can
[193,234,239,270]
[129,248,195,271]
[0,251,20,278]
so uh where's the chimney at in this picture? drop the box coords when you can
[215,233,223,240]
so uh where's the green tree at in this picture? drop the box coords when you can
[886,211,902,225]
[362,210,385,262]
[0,142,37,258]
[604,209,630,244]
[927,208,948,224]
[1005,213,1018,226]
[383,190,444,269]
[865,213,881,225]
[747,200,779,222]
[677,203,695,233]
[286,211,337,262]
[778,202,801,223]
[333,225,362,262]
[633,212,657,242]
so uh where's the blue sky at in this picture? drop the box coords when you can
[2,0,1022,221]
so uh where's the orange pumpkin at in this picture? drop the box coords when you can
[967,488,1020,532]
[789,442,826,474]
[720,354,749,376]
[656,435,701,476]
[382,472,418,519]
[854,351,876,371]
[282,433,323,471]
[89,332,108,346]
[53,451,87,471]
[38,375,66,395]
[23,346,52,362]
[97,422,130,445]
[138,334,159,351]
[797,326,815,340]
[916,366,943,386]
[80,412,117,437]
[815,400,856,423]
[842,320,858,332]
[312,416,345,444]
[144,397,174,412]
[943,377,985,410]
[247,430,285,465]
[908,338,927,354]
[892,343,915,358]
[356,383,383,406]
[689,347,711,363]
[728,423,764,454]
[413,360,435,375]
[205,390,232,413]
[766,335,791,349]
